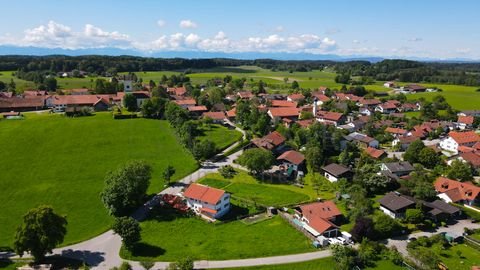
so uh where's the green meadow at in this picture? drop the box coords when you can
[0,112,239,247]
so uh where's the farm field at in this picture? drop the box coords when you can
[198,170,335,207]
[3,65,479,110]
[0,71,108,92]
[128,66,480,110]
[0,113,239,247]
[119,207,314,261]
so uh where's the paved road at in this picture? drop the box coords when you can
[50,123,250,269]
[385,219,480,257]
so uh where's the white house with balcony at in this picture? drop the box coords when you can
[183,183,230,219]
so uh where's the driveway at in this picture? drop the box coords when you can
[385,219,480,257]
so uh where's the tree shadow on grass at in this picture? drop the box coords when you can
[145,205,192,222]
[217,203,253,222]
[129,243,165,258]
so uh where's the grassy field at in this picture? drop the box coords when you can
[436,243,480,270]
[120,207,314,261]
[3,65,479,110]
[215,257,405,270]
[126,66,480,110]
[198,125,242,151]
[197,170,335,207]
[0,113,239,248]
[0,71,107,92]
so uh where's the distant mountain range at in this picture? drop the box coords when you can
[0,45,478,63]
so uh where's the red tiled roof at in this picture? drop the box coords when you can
[167,87,187,96]
[173,99,197,106]
[365,147,386,159]
[270,100,298,107]
[300,201,342,234]
[23,90,48,96]
[460,152,480,168]
[458,115,474,125]
[202,111,226,120]
[0,97,44,108]
[187,106,208,112]
[316,110,343,122]
[379,102,398,109]
[385,127,408,135]
[434,177,480,202]
[237,91,254,99]
[449,131,480,145]
[311,92,330,102]
[288,93,305,101]
[277,150,305,165]
[51,95,109,106]
[300,201,342,220]
[251,131,285,150]
[226,108,236,118]
[184,183,225,205]
[458,145,475,153]
[297,119,314,128]
[268,107,300,118]
[308,217,337,235]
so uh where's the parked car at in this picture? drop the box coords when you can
[336,237,347,245]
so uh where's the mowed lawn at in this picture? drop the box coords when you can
[120,208,314,261]
[198,171,317,207]
[0,113,204,247]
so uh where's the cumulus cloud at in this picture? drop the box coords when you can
[179,20,197,29]
[2,20,341,55]
[352,39,360,44]
[8,21,131,49]
[157,20,166,27]
[274,26,284,32]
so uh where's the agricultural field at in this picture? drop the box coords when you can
[129,66,480,110]
[0,112,240,247]
[120,207,314,261]
[198,170,335,207]
[0,71,108,92]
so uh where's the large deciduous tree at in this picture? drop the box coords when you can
[14,205,67,262]
[447,160,473,181]
[123,94,138,112]
[101,160,152,216]
[112,217,141,251]
[237,148,275,175]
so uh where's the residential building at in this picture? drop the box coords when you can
[250,131,286,153]
[365,147,386,159]
[295,201,343,238]
[343,132,379,149]
[381,161,414,177]
[379,192,416,219]
[434,177,480,206]
[277,150,305,173]
[322,163,352,182]
[183,183,230,219]
[440,131,480,154]
[202,111,226,123]
[456,115,474,130]
[315,110,344,126]
[267,107,300,122]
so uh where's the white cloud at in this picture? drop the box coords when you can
[275,26,284,32]
[352,39,360,44]
[179,20,197,29]
[408,37,423,42]
[157,20,166,27]
[23,21,72,46]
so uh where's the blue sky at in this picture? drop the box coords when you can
[0,0,479,59]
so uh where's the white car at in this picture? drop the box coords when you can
[336,237,347,245]
[328,238,340,245]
